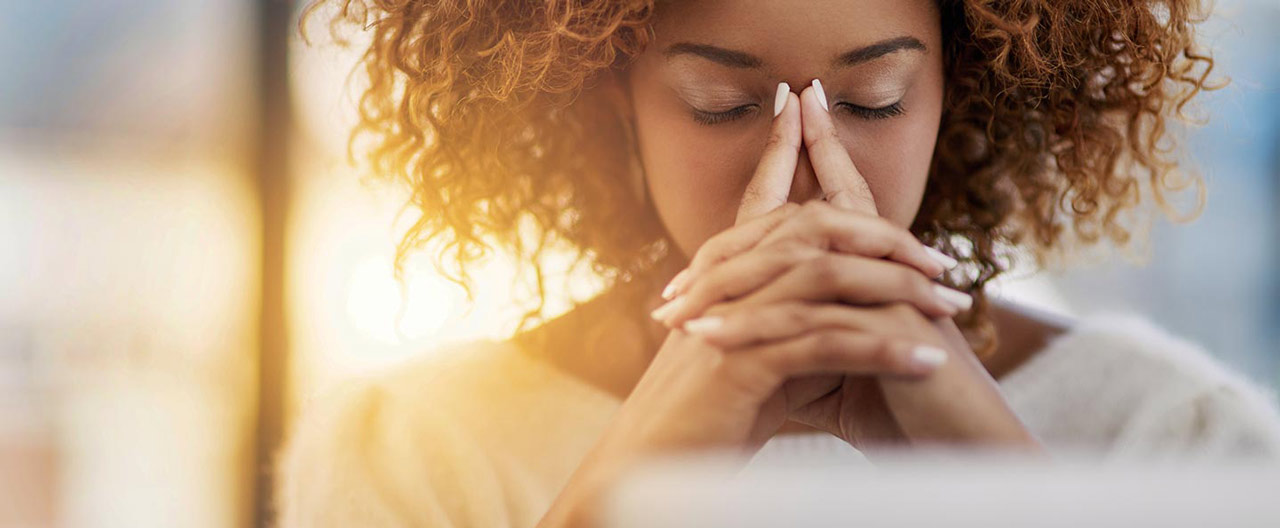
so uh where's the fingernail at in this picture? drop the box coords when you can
[933,284,973,312]
[923,246,958,271]
[661,282,679,300]
[650,295,685,322]
[811,79,829,111]
[773,81,790,117]
[661,269,689,300]
[683,316,723,334]
[910,345,949,369]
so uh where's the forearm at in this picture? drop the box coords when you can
[880,317,1049,452]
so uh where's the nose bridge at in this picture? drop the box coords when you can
[788,145,822,204]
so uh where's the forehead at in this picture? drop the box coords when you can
[647,0,940,77]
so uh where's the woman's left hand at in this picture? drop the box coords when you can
[655,81,1045,456]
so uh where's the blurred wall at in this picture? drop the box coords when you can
[0,1,260,527]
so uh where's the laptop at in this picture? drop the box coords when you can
[600,447,1280,527]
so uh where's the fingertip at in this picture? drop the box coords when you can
[662,268,690,299]
[650,295,685,324]
[683,315,725,337]
[773,91,802,138]
[923,245,959,271]
[908,344,949,372]
[772,81,790,118]
[811,78,829,111]
[800,80,828,113]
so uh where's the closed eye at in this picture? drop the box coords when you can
[690,104,758,126]
[837,101,906,120]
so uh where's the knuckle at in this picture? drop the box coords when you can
[903,268,933,300]
[697,240,733,268]
[703,302,734,319]
[899,231,925,257]
[885,301,918,319]
[799,199,829,219]
[742,184,784,209]
[762,129,789,151]
[807,254,844,284]
[811,207,841,234]
[781,239,823,262]
[757,342,796,373]
[780,303,811,329]
[811,330,843,354]
[894,267,922,294]
[778,202,803,216]
[868,336,898,367]
[822,188,852,205]
[693,239,723,265]
[816,125,843,149]
[693,270,729,299]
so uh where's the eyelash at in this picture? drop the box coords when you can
[838,101,906,120]
[690,101,906,126]
[690,105,757,126]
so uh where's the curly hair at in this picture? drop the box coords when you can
[299,0,1218,357]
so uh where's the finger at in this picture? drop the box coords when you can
[685,301,865,349]
[661,201,801,300]
[744,329,948,380]
[736,82,802,223]
[655,241,825,323]
[658,249,965,327]
[659,214,951,324]
[730,253,969,319]
[688,301,945,350]
[800,80,877,216]
[758,200,951,278]
[668,199,957,302]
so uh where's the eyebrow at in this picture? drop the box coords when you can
[663,36,926,69]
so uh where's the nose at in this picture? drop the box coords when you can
[788,145,823,204]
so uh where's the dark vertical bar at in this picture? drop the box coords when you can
[252,0,292,526]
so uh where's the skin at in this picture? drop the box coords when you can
[628,0,944,255]
[525,1,1074,525]
[521,0,1067,431]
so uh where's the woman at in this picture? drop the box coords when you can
[277,0,1280,526]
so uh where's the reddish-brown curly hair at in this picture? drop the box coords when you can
[300,0,1218,356]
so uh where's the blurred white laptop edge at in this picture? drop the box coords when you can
[601,447,1280,528]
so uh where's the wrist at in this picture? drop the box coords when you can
[538,437,645,528]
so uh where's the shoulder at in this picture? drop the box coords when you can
[274,339,620,527]
[999,310,1280,459]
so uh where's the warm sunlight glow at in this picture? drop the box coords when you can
[287,32,607,399]
[344,255,457,345]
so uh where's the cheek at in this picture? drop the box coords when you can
[632,103,762,259]
[837,103,941,227]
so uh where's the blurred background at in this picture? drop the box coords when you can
[0,0,1276,526]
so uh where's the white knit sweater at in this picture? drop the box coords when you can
[274,312,1280,527]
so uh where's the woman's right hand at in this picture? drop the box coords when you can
[537,85,948,528]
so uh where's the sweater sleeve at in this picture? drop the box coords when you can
[1000,311,1280,462]
[273,376,517,528]
[1112,379,1280,460]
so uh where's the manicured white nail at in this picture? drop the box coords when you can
[923,246,958,270]
[773,81,790,117]
[650,296,685,321]
[683,316,724,334]
[661,283,678,300]
[661,269,689,300]
[911,345,949,368]
[811,79,829,111]
[933,284,973,312]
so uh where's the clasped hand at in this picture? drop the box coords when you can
[649,80,1040,453]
